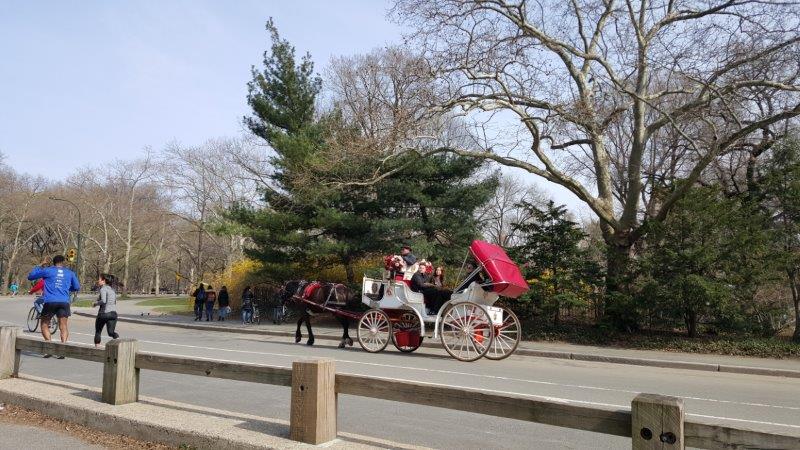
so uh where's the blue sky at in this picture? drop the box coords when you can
[0,0,402,176]
[0,0,586,215]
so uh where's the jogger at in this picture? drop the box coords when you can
[93,273,120,347]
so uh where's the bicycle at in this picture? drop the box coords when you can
[241,306,261,325]
[26,301,58,334]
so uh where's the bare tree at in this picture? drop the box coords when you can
[390,0,800,297]
[0,175,45,292]
[106,155,154,293]
[476,173,547,246]
[159,138,256,283]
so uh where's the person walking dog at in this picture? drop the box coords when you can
[93,273,120,347]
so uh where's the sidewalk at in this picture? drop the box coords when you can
[0,423,103,449]
[0,375,422,450]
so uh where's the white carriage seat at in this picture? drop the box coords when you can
[398,282,425,304]
[450,282,499,305]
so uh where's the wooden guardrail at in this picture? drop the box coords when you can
[0,327,798,449]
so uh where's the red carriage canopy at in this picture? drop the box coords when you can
[469,240,529,298]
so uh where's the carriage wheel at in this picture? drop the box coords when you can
[484,307,521,360]
[358,309,391,353]
[439,302,493,362]
[391,312,423,353]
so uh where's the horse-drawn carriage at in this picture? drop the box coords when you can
[358,240,528,361]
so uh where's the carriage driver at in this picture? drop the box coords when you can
[400,245,416,267]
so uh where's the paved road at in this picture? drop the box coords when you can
[2,296,799,449]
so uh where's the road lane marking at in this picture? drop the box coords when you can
[63,331,800,415]
[11,321,798,419]
[686,414,800,429]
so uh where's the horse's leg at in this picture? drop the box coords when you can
[336,316,348,348]
[305,312,314,346]
[342,316,353,346]
[295,314,303,343]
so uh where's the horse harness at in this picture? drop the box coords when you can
[286,280,347,308]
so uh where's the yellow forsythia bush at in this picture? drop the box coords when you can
[204,259,264,310]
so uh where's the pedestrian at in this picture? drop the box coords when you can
[192,283,206,321]
[9,281,19,297]
[204,285,217,321]
[93,273,120,347]
[217,286,230,321]
[27,255,80,357]
[241,286,254,324]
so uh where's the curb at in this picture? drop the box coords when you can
[75,312,800,379]
[0,380,276,450]
[0,376,411,450]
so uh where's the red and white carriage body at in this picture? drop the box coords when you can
[359,240,528,361]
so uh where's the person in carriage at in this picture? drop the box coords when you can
[410,260,452,315]
[400,245,416,267]
[384,245,419,284]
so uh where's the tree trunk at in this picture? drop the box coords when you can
[603,232,637,330]
[1,220,25,295]
[605,237,633,293]
[343,256,355,285]
[418,205,436,242]
[789,270,800,343]
[155,265,161,296]
[122,210,133,294]
[685,310,698,338]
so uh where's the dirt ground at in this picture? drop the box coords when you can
[0,402,176,449]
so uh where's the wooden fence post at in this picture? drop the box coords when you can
[632,393,684,450]
[102,339,139,405]
[0,326,19,379]
[289,358,336,444]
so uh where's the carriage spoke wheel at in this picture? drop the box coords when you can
[391,311,423,353]
[484,307,521,360]
[358,309,391,353]
[439,302,493,362]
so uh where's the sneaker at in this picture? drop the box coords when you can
[42,354,52,358]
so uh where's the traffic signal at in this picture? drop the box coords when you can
[66,248,77,262]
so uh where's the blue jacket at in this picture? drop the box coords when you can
[27,266,80,303]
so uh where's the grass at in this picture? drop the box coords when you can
[523,320,800,359]
[136,297,191,307]
[136,297,193,314]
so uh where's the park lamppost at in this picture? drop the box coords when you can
[48,197,82,285]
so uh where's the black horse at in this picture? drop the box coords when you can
[279,280,361,348]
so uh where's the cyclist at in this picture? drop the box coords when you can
[27,255,80,357]
[29,276,46,313]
